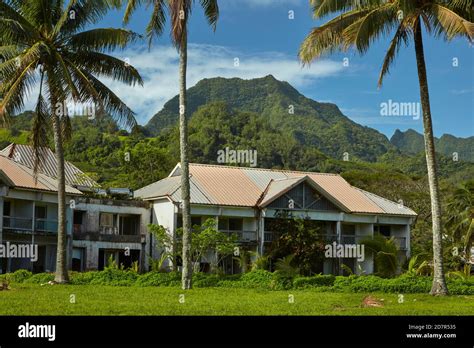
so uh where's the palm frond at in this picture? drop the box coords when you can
[428,3,474,40]
[145,0,167,47]
[66,50,143,86]
[200,0,219,30]
[31,76,50,176]
[342,3,398,54]
[378,22,410,87]
[299,9,371,63]
[66,28,142,52]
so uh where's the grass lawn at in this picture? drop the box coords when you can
[1,284,473,315]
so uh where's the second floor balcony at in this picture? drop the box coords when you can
[3,216,58,234]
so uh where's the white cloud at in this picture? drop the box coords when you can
[103,43,344,124]
[21,43,344,125]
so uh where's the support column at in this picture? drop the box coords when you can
[258,211,265,256]
[31,201,35,272]
[336,220,342,275]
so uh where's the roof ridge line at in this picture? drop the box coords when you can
[189,162,340,176]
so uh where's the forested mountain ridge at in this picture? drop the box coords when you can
[391,128,474,162]
[146,75,394,162]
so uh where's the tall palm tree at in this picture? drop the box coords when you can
[122,0,219,290]
[0,0,143,283]
[299,0,473,296]
[445,181,474,261]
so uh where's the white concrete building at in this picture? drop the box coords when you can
[135,163,417,275]
[0,144,151,273]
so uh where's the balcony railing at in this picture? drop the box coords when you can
[35,218,58,233]
[264,231,275,242]
[3,216,32,230]
[3,216,57,233]
[220,230,257,242]
[325,234,407,250]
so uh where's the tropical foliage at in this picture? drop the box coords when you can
[0,0,142,283]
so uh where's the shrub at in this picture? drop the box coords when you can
[24,273,54,284]
[293,275,336,289]
[270,271,294,290]
[240,270,273,289]
[447,279,474,295]
[347,275,385,292]
[193,274,220,288]
[380,275,431,293]
[70,271,99,285]
[10,270,33,283]
[89,269,138,286]
[333,275,358,291]
[135,272,181,287]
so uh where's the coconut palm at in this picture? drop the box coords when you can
[299,0,473,295]
[360,233,400,277]
[122,0,219,290]
[445,181,474,262]
[0,0,143,283]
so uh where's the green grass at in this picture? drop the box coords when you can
[1,284,473,315]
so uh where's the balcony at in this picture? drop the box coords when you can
[73,224,144,243]
[325,234,407,250]
[220,230,257,242]
[3,216,57,234]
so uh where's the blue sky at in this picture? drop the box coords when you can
[97,0,474,139]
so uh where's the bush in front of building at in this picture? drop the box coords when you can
[293,275,336,289]
[135,271,181,287]
[23,273,55,284]
[89,268,139,286]
[2,269,473,295]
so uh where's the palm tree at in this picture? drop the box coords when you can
[445,181,474,262]
[299,0,473,295]
[0,0,143,283]
[122,0,219,290]
[361,234,400,278]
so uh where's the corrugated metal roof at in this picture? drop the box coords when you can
[0,155,83,194]
[0,143,98,188]
[134,175,181,199]
[258,177,305,207]
[135,163,416,216]
[356,188,417,216]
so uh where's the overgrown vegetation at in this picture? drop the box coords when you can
[2,269,472,295]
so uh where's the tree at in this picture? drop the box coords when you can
[0,0,142,282]
[445,181,474,265]
[360,233,400,278]
[267,213,326,276]
[149,218,237,274]
[299,0,473,296]
[122,0,219,289]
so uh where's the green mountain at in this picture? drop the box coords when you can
[146,75,394,162]
[390,129,474,162]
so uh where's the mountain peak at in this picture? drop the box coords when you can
[145,76,393,162]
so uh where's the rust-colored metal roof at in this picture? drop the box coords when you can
[0,155,82,195]
[0,143,99,188]
[136,163,416,216]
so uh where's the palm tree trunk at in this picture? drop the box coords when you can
[413,19,447,295]
[51,97,69,284]
[179,33,193,290]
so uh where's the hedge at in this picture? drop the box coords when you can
[2,269,473,294]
